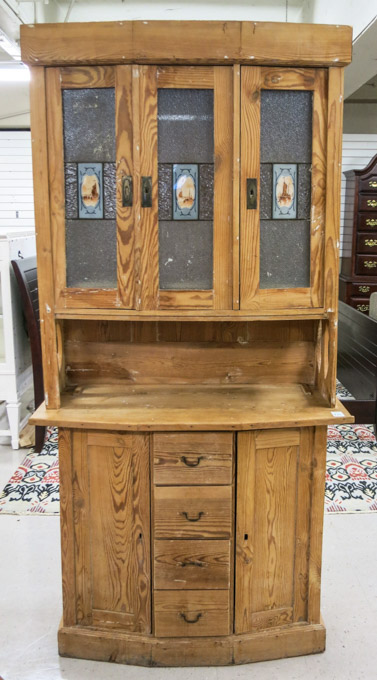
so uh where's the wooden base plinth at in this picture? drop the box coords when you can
[58,621,326,667]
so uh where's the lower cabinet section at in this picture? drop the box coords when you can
[59,426,328,665]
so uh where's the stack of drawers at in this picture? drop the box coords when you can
[340,157,377,313]
[152,432,234,637]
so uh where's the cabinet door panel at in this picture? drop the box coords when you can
[138,65,233,310]
[70,430,151,632]
[235,427,323,634]
[47,65,135,310]
[240,67,327,311]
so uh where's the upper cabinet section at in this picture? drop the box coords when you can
[26,21,350,319]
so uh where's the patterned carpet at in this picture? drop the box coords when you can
[0,385,376,515]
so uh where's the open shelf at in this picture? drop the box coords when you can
[30,383,353,431]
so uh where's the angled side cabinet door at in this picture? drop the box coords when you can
[46,66,136,310]
[59,429,151,633]
[235,427,327,634]
[240,67,327,311]
[137,66,233,310]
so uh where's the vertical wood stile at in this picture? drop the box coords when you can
[235,431,256,633]
[45,67,66,311]
[138,66,159,310]
[293,427,312,622]
[307,426,328,623]
[213,67,233,310]
[72,430,92,625]
[59,428,76,626]
[240,67,261,310]
[29,66,60,408]
[322,67,345,405]
[232,65,241,310]
[132,65,142,310]
[115,65,135,307]
[310,70,328,309]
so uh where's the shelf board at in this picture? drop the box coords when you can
[30,383,353,431]
[55,309,328,322]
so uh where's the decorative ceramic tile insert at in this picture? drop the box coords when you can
[173,164,198,220]
[272,164,297,219]
[78,163,103,219]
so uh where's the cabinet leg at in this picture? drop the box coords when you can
[6,401,21,450]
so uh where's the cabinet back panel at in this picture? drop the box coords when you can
[64,320,317,386]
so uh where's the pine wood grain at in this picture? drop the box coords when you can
[158,291,213,309]
[72,430,92,625]
[58,619,326,666]
[21,21,352,67]
[154,540,231,590]
[232,65,241,310]
[154,486,232,539]
[61,65,115,88]
[59,428,76,626]
[88,433,151,632]
[29,67,60,408]
[30,384,354,431]
[310,70,327,309]
[308,426,327,623]
[154,590,230,637]
[293,428,312,622]
[116,66,135,308]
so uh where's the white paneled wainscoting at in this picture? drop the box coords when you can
[0,130,35,230]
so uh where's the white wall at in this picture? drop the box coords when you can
[0,130,34,228]
[343,103,377,134]
[341,134,377,258]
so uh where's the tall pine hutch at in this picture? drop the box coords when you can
[22,20,353,667]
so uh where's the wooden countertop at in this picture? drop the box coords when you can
[30,383,354,431]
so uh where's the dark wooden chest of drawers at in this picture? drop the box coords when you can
[340,154,377,313]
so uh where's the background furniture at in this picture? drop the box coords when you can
[23,19,352,668]
[340,154,377,314]
[11,256,45,452]
[0,229,35,449]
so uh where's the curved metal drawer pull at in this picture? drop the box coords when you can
[180,612,202,624]
[181,455,204,467]
[180,559,205,568]
[181,511,204,522]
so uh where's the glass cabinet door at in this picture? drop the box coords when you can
[46,65,135,309]
[240,67,327,311]
[137,66,233,310]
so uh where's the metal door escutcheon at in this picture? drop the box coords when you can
[247,178,257,209]
[141,176,152,207]
[122,175,133,207]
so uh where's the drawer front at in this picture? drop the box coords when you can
[357,233,377,254]
[349,283,377,297]
[154,539,230,590]
[349,297,370,314]
[154,486,232,539]
[355,255,377,276]
[360,176,377,192]
[154,590,230,637]
[153,432,233,485]
[359,195,377,212]
[357,213,377,231]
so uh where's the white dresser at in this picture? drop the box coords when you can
[0,228,36,448]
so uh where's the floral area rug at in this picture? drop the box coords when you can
[0,427,59,515]
[0,381,376,514]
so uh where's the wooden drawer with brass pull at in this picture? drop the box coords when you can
[355,255,377,275]
[357,213,377,231]
[154,539,231,590]
[153,432,233,485]
[357,233,377,254]
[360,176,377,192]
[154,486,232,539]
[349,297,370,314]
[348,282,377,297]
[359,195,377,211]
[154,590,230,637]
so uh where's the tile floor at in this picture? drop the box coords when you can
[0,442,376,680]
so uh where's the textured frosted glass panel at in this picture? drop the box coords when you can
[297,164,312,219]
[158,89,214,163]
[199,164,214,219]
[63,88,115,162]
[158,164,173,219]
[159,221,213,289]
[260,90,312,163]
[260,220,310,289]
[104,162,116,219]
[66,220,117,288]
[64,163,78,219]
